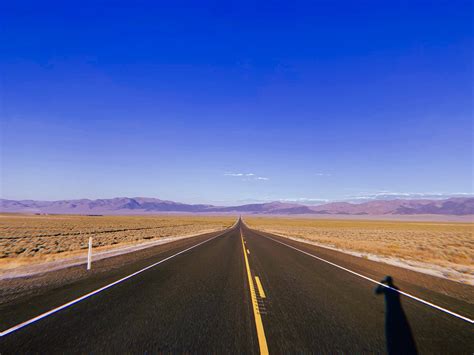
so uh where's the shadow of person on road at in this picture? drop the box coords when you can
[375,276,418,355]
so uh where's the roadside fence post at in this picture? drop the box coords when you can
[87,236,92,270]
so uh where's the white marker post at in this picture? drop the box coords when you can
[87,236,92,270]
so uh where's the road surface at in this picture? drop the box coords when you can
[1,219,473,353]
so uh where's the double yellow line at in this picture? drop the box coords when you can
[241,230,269,355]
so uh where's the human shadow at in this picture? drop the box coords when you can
[375,276,418,355]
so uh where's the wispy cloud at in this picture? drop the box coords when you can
[224,172,269,181]
[315,172,331,176]
[224,172,255,177]
[347,191,473,201]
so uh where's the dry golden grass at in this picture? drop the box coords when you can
[0,214,234,262]
[245,217,474,277]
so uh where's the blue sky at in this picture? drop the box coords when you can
[1,1,472,204]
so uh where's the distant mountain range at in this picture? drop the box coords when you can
[1,197,473,216]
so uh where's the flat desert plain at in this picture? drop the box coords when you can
[0,214,234,270]
[245,217,474,284]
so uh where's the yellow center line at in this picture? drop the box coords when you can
[255,276,266,299]
[240,230,269,355]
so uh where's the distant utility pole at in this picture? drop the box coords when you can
[87,236,92,270]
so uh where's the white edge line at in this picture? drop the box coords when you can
[258,231,473,325]
[0,221,239,337]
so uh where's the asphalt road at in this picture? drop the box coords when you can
[1,219,473,353]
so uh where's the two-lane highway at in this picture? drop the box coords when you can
[1,218,473,353]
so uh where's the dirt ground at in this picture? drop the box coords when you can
[0,214,234,268]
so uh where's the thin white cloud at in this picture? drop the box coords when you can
[347,191,473,201]
[224,172,269,181]
[224,172,255,177]
[315,172,331,176]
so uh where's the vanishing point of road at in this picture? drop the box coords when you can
[1,219,473,353]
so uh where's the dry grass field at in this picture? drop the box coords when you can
[245,217,474,282]
[0,214,234,266]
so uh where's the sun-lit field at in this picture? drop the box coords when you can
[245,217,474,281]
[0,214,234,263]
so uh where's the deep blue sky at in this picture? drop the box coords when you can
[1,1,472,204]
